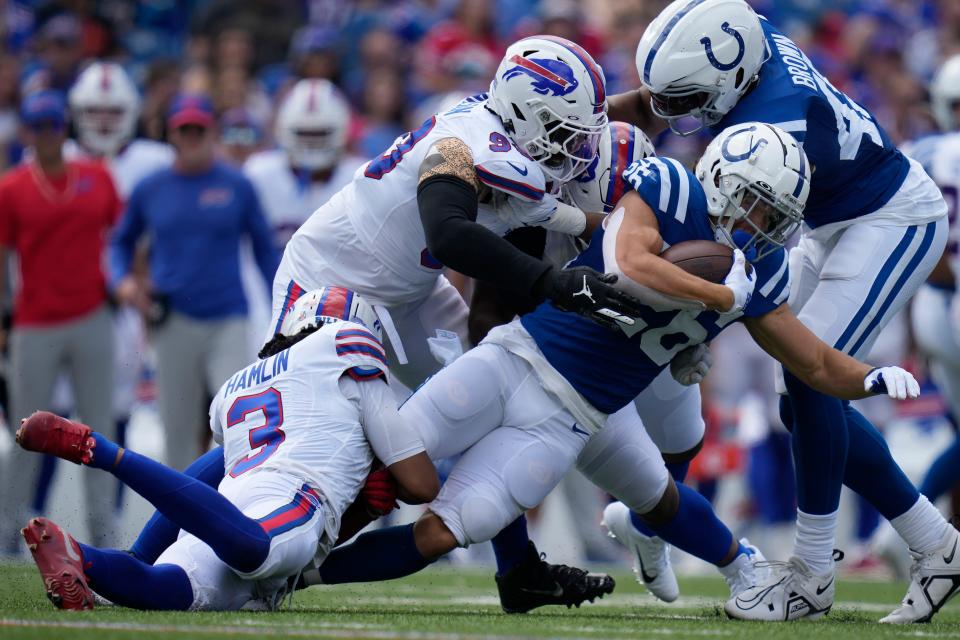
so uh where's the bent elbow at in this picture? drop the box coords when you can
[403,473,440,505]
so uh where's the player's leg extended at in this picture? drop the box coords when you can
[16,412,272,574]
[604,376,705,600]
[128,446,226,563]
[578,405,761,602]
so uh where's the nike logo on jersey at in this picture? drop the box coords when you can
[636,552,657,584]
[574,276,595,303]
[944,539,958,564]
[571,423,589,436]
[507,161,529,176]
[815,577,834,596]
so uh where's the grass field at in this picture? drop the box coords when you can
[2,562,960,639]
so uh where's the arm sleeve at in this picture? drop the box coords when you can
[109,181,148,288]
[242,178,280,288]
[339,375,425,467]
[418,174,552,296]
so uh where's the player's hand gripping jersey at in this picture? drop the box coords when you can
[282,94,561,305]
[711,19,912,227]
[521,157,790,414]
[209,317,422,543]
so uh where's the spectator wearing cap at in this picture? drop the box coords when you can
[219,107,264,166]
[20,14,84,95]
[110,94,278,471]
[0,90,121,550]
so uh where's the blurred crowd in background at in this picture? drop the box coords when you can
[1,0,960,576]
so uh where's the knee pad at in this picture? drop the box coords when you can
[459,494,509,546]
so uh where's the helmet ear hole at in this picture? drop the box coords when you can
[735,68,745,88]
[512,103,526,121]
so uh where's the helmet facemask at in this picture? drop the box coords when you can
[522,100,606,183]
[75,105,134,156]
[288,127,340,171]
[711,168,803,260]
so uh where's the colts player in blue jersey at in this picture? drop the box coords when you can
[288,123,921,607]
[605,0,954,623]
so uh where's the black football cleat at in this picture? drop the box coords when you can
[495,541,615,613]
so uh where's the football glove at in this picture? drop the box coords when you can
[670,344,713,386]
[537,266,644,330]
[864,366,920,400]
[359,468,399,516]
[722,249,756,313]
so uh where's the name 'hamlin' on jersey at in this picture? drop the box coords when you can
[522,157,790,414]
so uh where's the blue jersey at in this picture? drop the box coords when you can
[710,19,910,228]
[522,157,790,414]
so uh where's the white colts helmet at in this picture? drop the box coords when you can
[279,286,382,343]
[275,79,350,171]
[636,0,769,136]
[488,36,609,183]
[696,122,810,259]
[564,121,655,213]
[931,55,960,132]
[68,62,140,156]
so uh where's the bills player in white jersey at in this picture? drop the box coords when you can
[268,36,643,390]
[15,286,438,611]
[905,55,960,510]
[605,0,953,622]
[242,79,366,354]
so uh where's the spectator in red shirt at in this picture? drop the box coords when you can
[0,90,121,551]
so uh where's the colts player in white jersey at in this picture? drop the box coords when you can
[905,55,960,516]
[606,0,954,622]
[299,123,922,610]
[241,79,366,354]
[15,287,438,611]
[267,36,643,391]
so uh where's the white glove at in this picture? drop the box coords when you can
[864,366,920,400]
[670,343,713,386]
[722,248,756,313]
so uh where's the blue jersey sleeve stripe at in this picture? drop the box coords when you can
[475,165,545,201]
[663,158,691,222]
[654,160,671,213]
[771,274,790,305]
[759,253,788,297]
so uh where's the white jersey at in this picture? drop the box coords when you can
[281,93,560,305]
[65,138,174,199]
[210,321,422,537]
[906,132,960,272]
[244,149,366,251]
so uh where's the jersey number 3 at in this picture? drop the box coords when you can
[226,387,285,477]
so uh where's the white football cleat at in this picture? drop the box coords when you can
[722,539,768,598]
[724,556,835,621]
[880,527,960,624]
[601,501,679,602]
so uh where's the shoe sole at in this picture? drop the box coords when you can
[22,517,94,611]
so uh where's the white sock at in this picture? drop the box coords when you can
[890,495,951,554]
[793,510,837,575]
[718,548,749,580]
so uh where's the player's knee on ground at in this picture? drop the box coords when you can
[662,438,703,465]
[414,511,459,559]
[635,477,679,527]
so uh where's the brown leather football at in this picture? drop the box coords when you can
[660,240,734,284]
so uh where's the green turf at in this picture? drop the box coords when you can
[2,562,959,639]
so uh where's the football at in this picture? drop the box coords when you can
[660,240,736,284]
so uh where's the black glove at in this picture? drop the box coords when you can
[535,266,644,330]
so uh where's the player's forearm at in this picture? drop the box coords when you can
[798,347,873,400]
[619,251,733,311]
[607,89,665,135]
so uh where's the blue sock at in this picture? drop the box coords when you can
[781,373,848,514]
[491,516,530,576]
[78,543,194,610]
[645,483,735,566]
[89,437,268,573]
[88,432,121,470]
[841,403,919,520]
[630,462,690,536]
[129,447,225,563]
[319,524,434,584]
[920,436,960,501]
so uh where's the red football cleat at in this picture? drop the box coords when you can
[16,411,94,464]
[22,517,94,611]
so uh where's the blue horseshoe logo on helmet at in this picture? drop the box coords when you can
[700,22,745,71]
[721,125,761,162]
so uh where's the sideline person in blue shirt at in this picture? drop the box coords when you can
[111,94,278,471]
